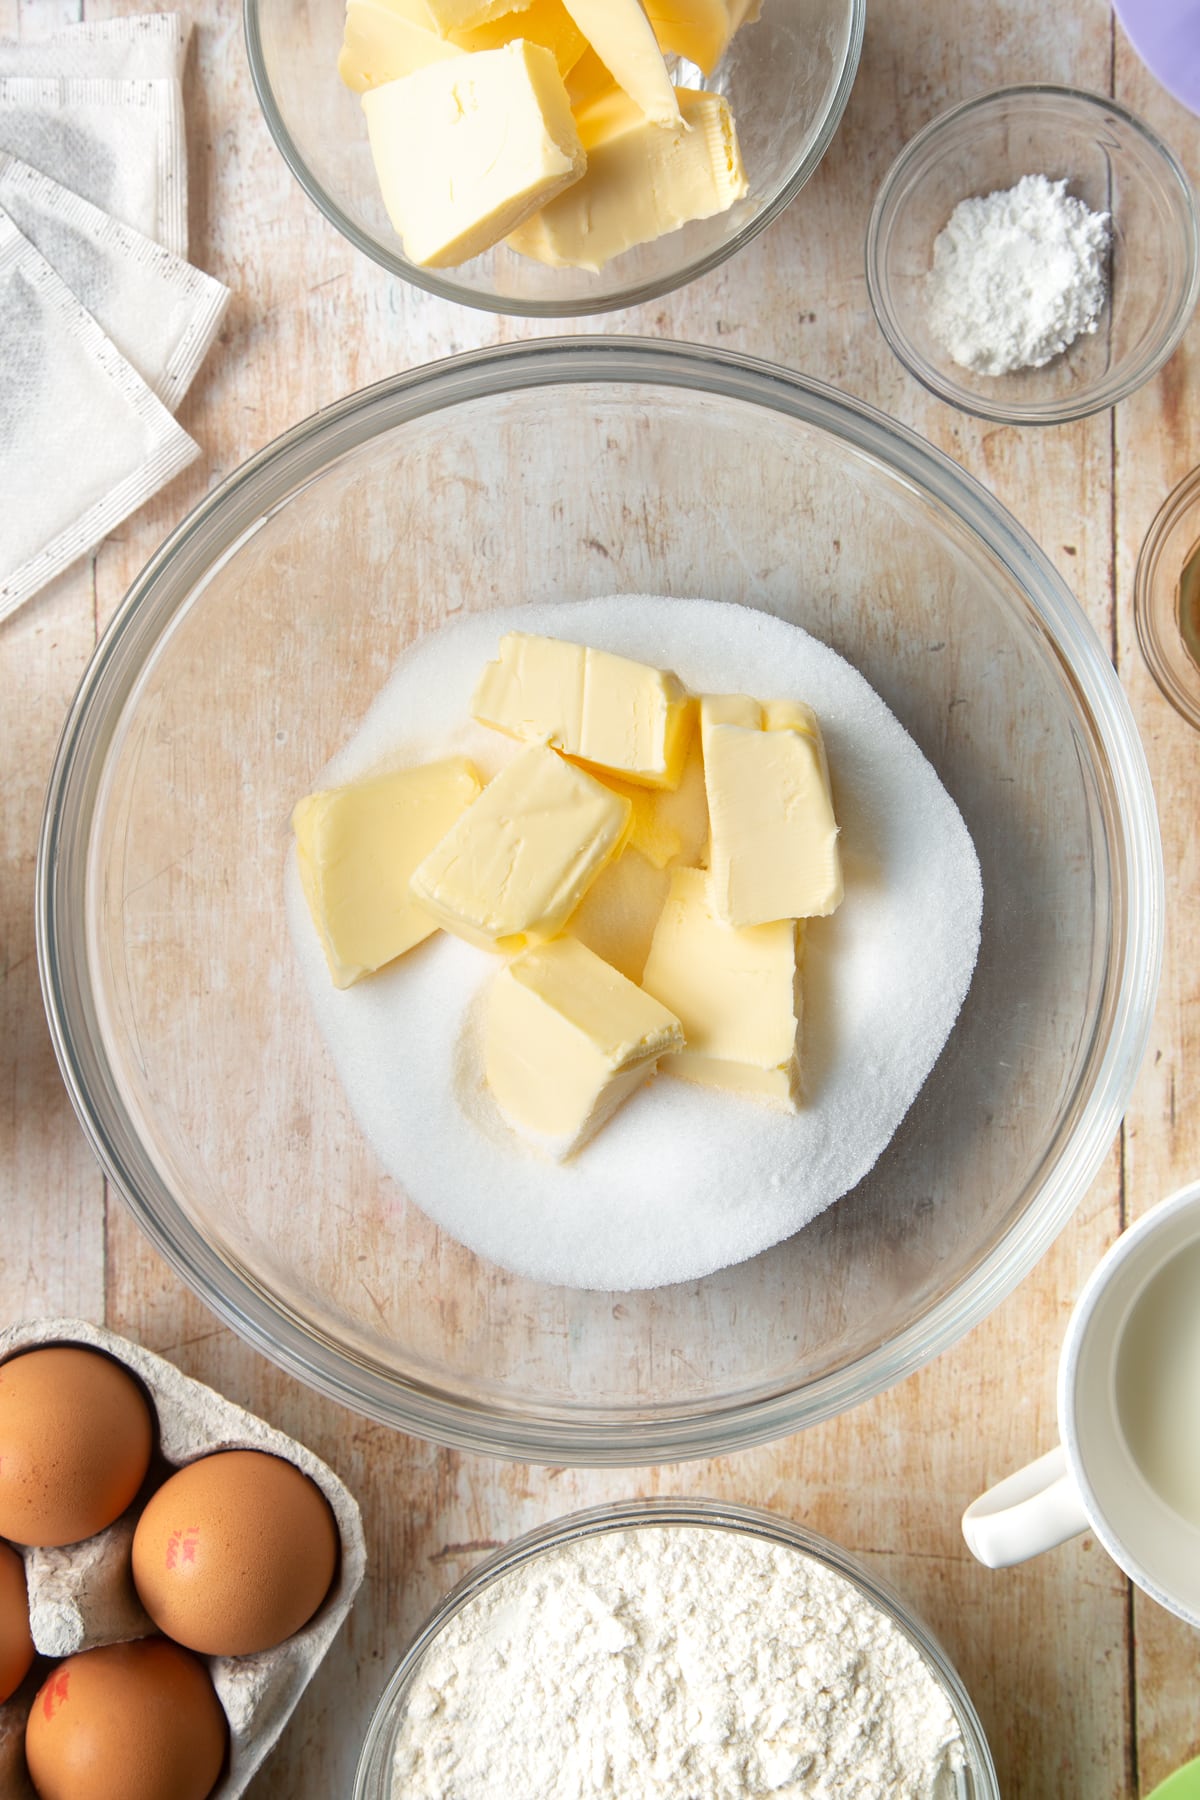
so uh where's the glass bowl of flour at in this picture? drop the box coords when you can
[866,85,1200,425]
[38,338,1161,1461]
[353,1498,999,1799]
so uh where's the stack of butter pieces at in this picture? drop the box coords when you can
[340,0,755,269]
[0,13,229,618]
[294,631,843,1160]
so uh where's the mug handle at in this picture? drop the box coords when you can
[961,1445,1091,1568]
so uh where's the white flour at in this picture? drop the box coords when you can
[390,1524,968,1798]
[926,173,1110,376]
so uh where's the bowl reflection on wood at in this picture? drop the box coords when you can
[37,338,1162,1464]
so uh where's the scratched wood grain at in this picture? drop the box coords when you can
[0,0,1197,1794]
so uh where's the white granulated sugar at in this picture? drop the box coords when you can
[389,1525,968,1799]
[926,173,1111,376]
[285,596,983,1292]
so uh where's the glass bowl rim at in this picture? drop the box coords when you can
[864,82,1200,426]
[36,335,1164,1465]
[351,1494,1001,1799]
[241,0,867,318]
[1133,462,1200,731]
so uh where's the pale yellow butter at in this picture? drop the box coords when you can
[409,740,631,951]
[471,632,693,789]
[593,731,709,871]
[642,866,803,1107]
[486,935,683,1156]
[292,757,482,987]
[644,0,759,75]
[341,0,586,93]
[339,0,464,92]
[564,43,614,108]
[364,0,534,39]
[702,692,843,926]
[508,85,748,272]
[567,845,670,981]
[557,0,679,124]
[452,0,588,72]
[362,41,585,267]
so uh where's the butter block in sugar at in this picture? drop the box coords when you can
[410,740,631,950]
[0,1317,366,1800]
[486,935,684,1156]
[472,631,693,788]
[642,865,804,1106]
[701,691,843,925]
[292,755,482,986]
[567,846,670,982]
[508,85,748,272]
[362,40,585,267]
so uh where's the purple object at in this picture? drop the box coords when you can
[1113,0,1200,114]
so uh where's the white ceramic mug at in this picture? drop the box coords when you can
[962,1178,1200,1628]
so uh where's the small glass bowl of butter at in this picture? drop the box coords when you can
[243,0,865,315]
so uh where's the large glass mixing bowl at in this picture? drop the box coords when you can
[38,340,1162,1463]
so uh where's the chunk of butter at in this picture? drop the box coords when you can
[486,935,684,1156]
[292,757,482,987]
[644,0,760,75]
[409,741,631,951]
[453,0,588,73]
[472,632,693,789]
[368,0,534,39]
[339,0,464,91]
[362,41,585,267]
[568,846,670,981]
[557,0,679,124]
[508,85,748,272]
[702,692,843,926]
[642,866,803,1107]
[564,43,615,108]
[341,0,586,93]
[593,730,708,871]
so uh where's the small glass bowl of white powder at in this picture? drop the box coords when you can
[866,85,1199,425]
[354,1499,999,1800]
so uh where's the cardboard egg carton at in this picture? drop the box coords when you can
[0,1318,367,1798]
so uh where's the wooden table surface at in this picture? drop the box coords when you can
[2,0,1199,1793]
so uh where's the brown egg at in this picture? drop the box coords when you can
[0,1540,34,1703]
[131,1449,339,1656]
[0,1347,154,1548]
[25,1637,226,1800]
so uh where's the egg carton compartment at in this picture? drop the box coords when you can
[0,1317,367,1798]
